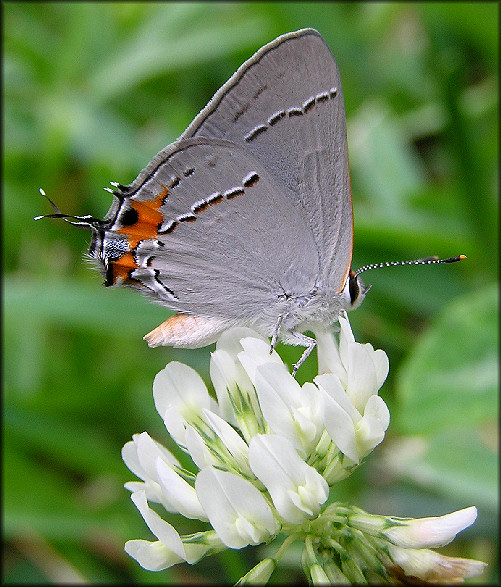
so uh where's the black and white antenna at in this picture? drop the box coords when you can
[354,255,466,278]
[34,188,99,228]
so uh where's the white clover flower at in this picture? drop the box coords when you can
[349,506,478,549]
[248,434,329,524]
[122,315,486,583]
[387,543,487,583]
[195,467,278,548]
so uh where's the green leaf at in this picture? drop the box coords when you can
[395,283,498,434]
[391,283,498,508]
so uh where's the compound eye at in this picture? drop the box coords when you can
[349,272,360,305]
[348,271,370,310]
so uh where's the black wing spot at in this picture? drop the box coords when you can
[177,213,197,222]
[158,220,178,234]
[192,201,209,213]
[243,172,260,187]
[268,111,286,126]
[120,207,139,227]
[303,97,316,113]
[244,125,267,142]
[226,188,245,199]
[207,193,223,205]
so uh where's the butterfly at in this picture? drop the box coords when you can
[36,29,464,374]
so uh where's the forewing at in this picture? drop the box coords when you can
[183,29,353,291]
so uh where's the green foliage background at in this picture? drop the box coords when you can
[4,2,498,583]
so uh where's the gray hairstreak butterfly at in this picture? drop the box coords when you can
[36,29,465,375]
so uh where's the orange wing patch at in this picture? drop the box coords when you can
[108,188,168,286]
[118,189,166,248]
[107,251,140,286]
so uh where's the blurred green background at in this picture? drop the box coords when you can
[4,2,498,583]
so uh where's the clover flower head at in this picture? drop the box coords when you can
[122,314,486,583]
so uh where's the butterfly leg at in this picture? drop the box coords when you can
[270,314,285,354]
[290,331,317,377]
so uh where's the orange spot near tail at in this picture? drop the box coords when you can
[118,189,166,248]
[108,252,140,285]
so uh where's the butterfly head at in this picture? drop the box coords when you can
[347,269,370,310]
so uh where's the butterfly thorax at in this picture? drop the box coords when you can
[250,276,357,344]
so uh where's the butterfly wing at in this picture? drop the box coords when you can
[183,28,353,293]
[90,29,353,350]
[97,138,320,324]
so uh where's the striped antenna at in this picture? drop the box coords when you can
[34,188,98,228]
[354,255,466,277]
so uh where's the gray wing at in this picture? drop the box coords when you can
[118,138,320,320]
[182,28,353,292]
